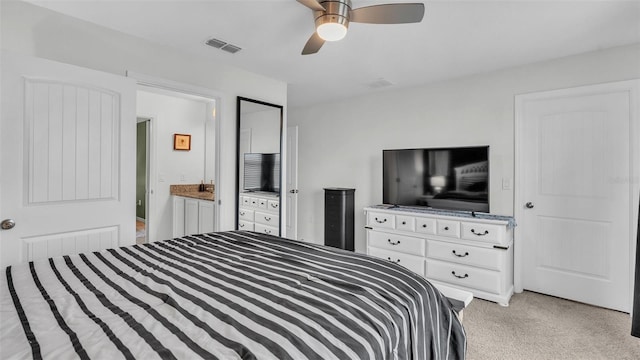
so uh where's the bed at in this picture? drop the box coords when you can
[1,231,466,359]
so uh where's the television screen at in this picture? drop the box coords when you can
[243,153,280,193]
[383,146,489,212]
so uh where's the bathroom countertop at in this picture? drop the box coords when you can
[170,184,215,201]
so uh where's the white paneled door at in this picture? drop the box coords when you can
[0,52,136,269]
[517,80,639,312]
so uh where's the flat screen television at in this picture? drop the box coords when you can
[383,146,489,212]
[243,153,280,193]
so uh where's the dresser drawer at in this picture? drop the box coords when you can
[415,217,437,235]
[254,223,278,236]
[267,200,280,212]
[257,198,268,209]
[427,240,501,271]
[368,247,425,276]
[368,231,425,256]
[241,196,251,207]
[238,220,254,231]
[367,212,395,229]
[426,260,501,294]
[437,220,460,238]
[395,215,415,232]
[238,208,254,221]
[461,222,505,245]
[255,211,279,227]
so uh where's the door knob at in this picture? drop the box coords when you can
[525,202,534,209]
[1,219,15,230]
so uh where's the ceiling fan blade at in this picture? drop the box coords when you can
[302,32,325,55]
[350,3,425,24]
[297,0,326,12]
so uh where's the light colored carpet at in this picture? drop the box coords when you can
[135,232,146,245]
[136,220,146,244]
[464,291,640,360]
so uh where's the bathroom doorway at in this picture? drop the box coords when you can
[136,118,150,244]
[136,86,217,242]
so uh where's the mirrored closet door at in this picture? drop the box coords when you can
[236,97,283,236]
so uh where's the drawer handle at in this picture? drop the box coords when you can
[375,217,387,224]
[387,239,401,245]
[271,203,278,208]
[265,217,272,221]
[422,224,428,228]
[471,229,489,236]
[387,257,400,263]
[452,250,469,258]
[451,271,469,279]
[265,229,272,234]
[444,226,450,231]
[240,211,245,216]
[401,221,406,225]
[239,223,245,228]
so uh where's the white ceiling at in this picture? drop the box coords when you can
[27,0,640,107]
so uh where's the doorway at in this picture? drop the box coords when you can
[128,72,222,237]
[136,118,150,244]
[515,80,640,312]
[135,84,217,242]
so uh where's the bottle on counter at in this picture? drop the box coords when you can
[199,180,205,192]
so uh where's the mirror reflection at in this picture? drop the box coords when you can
[236,97,283,236]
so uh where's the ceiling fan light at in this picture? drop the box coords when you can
[317,23,347,41]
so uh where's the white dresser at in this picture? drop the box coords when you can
[365,206,515,306]
[238,192,280,235]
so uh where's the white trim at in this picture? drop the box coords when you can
[280,120,288,238]
[628,80,640,316]
[282,106,288,237]
[285,125,299,240]
[514,79,640,310]
[126,71,222,100]
[514,94,525,293]
[213,101,222,231]
[127,71,223,234]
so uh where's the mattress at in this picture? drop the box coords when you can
[1,231,466,359]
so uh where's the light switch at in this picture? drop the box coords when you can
[502,178,512,190]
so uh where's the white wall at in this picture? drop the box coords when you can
[137,90,209,241]
[288,44,640,252]
[0,0,288,232]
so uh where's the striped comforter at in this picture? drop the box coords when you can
[1,231,466,359]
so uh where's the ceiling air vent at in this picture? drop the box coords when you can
[221,44,241,54]
[205,37,242,54]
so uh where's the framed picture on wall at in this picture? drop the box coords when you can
[173,134,191,151]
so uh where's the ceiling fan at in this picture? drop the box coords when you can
[297,0,425,55]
